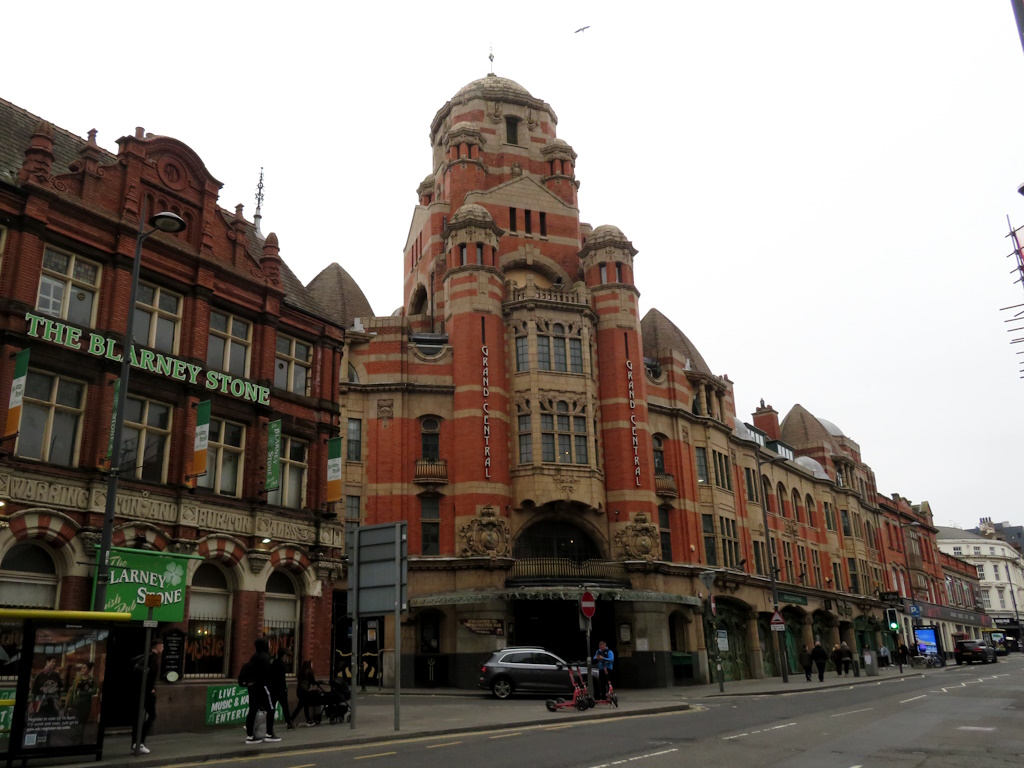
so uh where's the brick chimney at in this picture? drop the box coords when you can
[752,398,780,441]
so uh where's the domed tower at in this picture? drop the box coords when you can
[579,225,658,521]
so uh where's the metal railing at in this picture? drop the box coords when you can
[507,558,630,585]
[413,458,448,484]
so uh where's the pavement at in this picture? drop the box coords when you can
[52,661,965,768]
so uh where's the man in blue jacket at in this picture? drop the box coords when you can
[593,641,615,699]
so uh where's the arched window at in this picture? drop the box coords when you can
[792,489,801,524]
[805,495,816,528]
[513,521,601,562]
[347,364,359,383]
[761,476,772,510]
[265,571,300,674]
[421,416,441,460]
[777,483,787,517]
[0,542,59,608]
[187,562,231,678]
[652,436,665,474]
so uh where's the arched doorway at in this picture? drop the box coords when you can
[706,599,751,681]
[186,562,232,677]
[264,570,300,674]
[512,520,602,561]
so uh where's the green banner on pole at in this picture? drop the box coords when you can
[107,378,120,464]
[266,419,282,492]
[93,547,199,621]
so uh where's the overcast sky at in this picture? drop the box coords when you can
[6,2,1024,531]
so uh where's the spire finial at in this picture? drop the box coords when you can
[489,45,494,73]
[253,167,265,234]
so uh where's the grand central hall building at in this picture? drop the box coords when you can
[0,73,989,719]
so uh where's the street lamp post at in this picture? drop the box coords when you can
[93,209,186,612]
[898,520,921,654]
[752,444,789,684]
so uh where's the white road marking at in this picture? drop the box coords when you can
[722,722,796,739]
[957,726,996,732]
[831,708,873,717]
[900,695,927,704]
[588,748,678,767]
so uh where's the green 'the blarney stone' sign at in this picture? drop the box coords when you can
[92,547,201,622]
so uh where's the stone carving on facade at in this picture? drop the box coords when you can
[459,505,511,558]
[784,519,798,538]
[511,162,522,177]
[77,529,102,551]
[554,472,576,500]
[487,101,503,123]
[614,511,658,561]
[170,539,198,555]
[526,108,538,132]
[247,550,271,574]
[377,399,394,428]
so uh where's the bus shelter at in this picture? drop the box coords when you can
[0,609,131,767]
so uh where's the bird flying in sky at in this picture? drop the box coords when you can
[575,26,590,33]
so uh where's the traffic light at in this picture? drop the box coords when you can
[885,607,900,631]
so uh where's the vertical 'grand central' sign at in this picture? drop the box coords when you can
[482,345,491,479]
[627,360,640,486]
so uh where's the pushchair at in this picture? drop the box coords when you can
[308,678,350,724]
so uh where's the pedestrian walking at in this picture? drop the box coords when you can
[240,638,280,744]
[811,641,828,682]
[830,643,843,677]
[798,644,813,681]
[898,640,910,669]
[131,638,163,755]
[290,660,319,726]
[878,644,890,669]
[840,641,853,676]
[592,640,615,699]
[270,648,294,730]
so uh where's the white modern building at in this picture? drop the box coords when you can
[936,526,1023,651]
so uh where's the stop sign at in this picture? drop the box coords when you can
[580,591,596,618]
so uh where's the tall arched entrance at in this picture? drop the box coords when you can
[509,520,613,663]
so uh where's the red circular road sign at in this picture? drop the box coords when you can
[580,591,596,618]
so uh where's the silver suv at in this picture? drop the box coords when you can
[478,647,599,699]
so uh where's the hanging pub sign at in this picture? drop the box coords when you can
[91,547,200,622]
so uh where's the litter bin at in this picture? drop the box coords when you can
[862,649,878,677]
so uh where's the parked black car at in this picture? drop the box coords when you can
[954,639,998,665]
[478,647,600,699]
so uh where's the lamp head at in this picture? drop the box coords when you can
[150,211,186,233]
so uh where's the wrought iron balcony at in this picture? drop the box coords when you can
[655,472,678,497]
[414,458,448,485]
[506,557,631,587]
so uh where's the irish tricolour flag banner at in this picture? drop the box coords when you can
[5,348,29,438]
[326,436,342,502]
[192,400,211,485]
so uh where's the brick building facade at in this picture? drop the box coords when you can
[0,98,356,725]
[0,70,992,719]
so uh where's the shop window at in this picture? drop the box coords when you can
[207,311,250,377]
[16,370,85,467]
[135,283,181,354]
[121,396,172,482]
[267,436,308,509]
[186,563,231,678]
[196,418,245,496]
[36,248,100,327]
[265,571,300,675]
[0,542,59,610]
[275,335,312,395]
